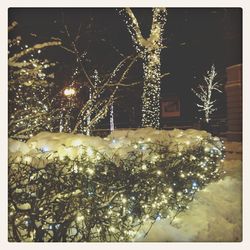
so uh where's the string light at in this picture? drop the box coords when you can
[8,29,59,140]
[9,131,225,242]
[192,64,222,123]
[110,103,115,132]
[120,8,167,128]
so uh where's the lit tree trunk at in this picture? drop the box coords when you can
[141,48,161,127]
[121,8,167,128]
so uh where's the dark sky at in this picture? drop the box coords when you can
[9,8,242,127]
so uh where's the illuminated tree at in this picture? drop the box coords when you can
[60,23,139,134]
[8,20,138,138]
[72,55,137,134]
[8,21,61,140]
[192,64,222,123]
[120,8,167,128]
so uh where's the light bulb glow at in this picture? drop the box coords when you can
[64,87,76,97]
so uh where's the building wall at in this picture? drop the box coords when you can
[225,64,242,141]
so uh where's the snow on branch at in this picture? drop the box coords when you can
[9,41,61,65]
[8,25,60,139]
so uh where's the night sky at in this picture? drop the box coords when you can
[9,8,242,128]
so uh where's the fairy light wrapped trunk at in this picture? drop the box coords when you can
[120,8,167,128]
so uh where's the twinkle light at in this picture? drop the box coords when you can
[86,147,94,157]
[8,32,60,140]
[41,145,50,152]
[86,168,94,176]
[8,130,225,242]
[192,64,222,123]
[156,170,162,175]
[76,215,84,222]
[180,173,185,178]
[120,8,167,128]
[121,198,127,204]
[192,181,198,189]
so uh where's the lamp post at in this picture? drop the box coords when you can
[60,87,76,132]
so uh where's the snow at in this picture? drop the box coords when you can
[17,203,31,210]
[135,157,242,242]
[9,128,220,165]
[8,128,241,242]
[8,138,30,154]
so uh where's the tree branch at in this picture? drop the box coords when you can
[9,41,61,63]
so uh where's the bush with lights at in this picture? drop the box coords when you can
[8,129,225,242]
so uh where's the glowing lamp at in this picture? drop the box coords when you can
[64,87,76,97]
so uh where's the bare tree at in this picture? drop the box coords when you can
[9,20,139,139]
[192,64,222,123]
[60,21,139,134]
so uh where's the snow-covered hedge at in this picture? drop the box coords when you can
[8,128,225,242]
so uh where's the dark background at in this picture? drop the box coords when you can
[9,8,242,129]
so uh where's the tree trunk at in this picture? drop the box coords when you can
[120,8,167,129]
[141,48,161,128]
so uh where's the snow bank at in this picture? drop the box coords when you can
[9,128,222,164]
[135,158,242,242]
[9,138,30,154]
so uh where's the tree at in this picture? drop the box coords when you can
[59,22,139,135]
[120,8,167,128]
[192,64,222,124]
[71,55,138,134]
[8,20,138,139]
[8,21,61,140]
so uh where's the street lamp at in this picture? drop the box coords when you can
[64,87,76,98]
[60,87,76,132]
